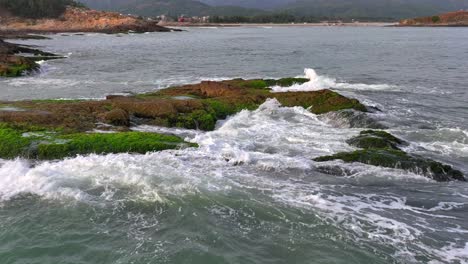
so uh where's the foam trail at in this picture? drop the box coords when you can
[271,68,397,92]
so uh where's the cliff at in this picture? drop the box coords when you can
[399,10,468,26]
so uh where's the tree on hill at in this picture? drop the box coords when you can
[0,0,85,19]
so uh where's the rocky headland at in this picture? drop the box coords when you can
[0,6,174,34]
[0,78,465,182]
[399,10,468,27]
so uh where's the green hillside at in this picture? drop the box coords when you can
[0,0,84,18]
[279,0,468,20]
[78,0,468,20]
[80,0,262,17]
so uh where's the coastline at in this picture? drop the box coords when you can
[158,22,396,28]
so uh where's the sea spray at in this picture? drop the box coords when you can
[271,68,398,92]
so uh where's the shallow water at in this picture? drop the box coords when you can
[0,27,468,264]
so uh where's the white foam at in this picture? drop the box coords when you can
[0,99,466,263]
[402,127,468,158]
[271,68,397,92]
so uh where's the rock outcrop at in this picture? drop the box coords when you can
[0,38,63,77]
[0,6,174,33]
[0,79,367,132]
[0,78,366,159]
[314,130,466,182]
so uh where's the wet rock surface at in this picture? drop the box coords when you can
[0,78,367,160]
[314,130,466,182]
[0,38,62,77]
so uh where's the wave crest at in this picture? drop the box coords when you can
[271,68,397,92]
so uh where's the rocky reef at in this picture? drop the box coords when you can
[0,78,366,160]
[314,130,466,182]
[0,38,63,77]
[0,79,366,131]
[0,77,464,181]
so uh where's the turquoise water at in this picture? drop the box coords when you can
[1,27,468,263]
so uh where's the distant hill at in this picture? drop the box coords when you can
[78,0,468,20]
[79,0,262,17]
[279,0,468,20]
[199,0,296,10]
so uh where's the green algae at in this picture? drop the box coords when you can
[314,149,465,182]
[0,63,35,77]
[346,130,406,150]
[1,78,367,134]
[0,123,196,160]
[0,125,34,158]
[265,77,310,87]
[314,130,465,181]
[37,132,197,160]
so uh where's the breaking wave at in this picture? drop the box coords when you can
[271,68,398,92]
[0,100,467,263]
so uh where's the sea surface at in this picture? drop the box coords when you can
[1,27,468,264]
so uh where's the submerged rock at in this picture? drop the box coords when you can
[314,130,465,182]
[320,109,387,129]
[346,130,406,150]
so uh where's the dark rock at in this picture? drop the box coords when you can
[347,130,406,150]
[314,130,465,182]
[314,149,465,182]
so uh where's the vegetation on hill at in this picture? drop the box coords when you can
[0,0,85,19]
[210,13,320,23]
[80,0,262,17]
[79,0,468,21]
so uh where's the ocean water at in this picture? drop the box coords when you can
[1,27,468,264]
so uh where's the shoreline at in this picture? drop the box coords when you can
[158,22,397,28]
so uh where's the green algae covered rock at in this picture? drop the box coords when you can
[346,130,406,150]
[314,130,465,182]
[0,55,38,77]
[0,123,196,160]
[0,79,365,133]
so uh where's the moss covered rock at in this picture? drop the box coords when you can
[314,149,465,182]
[346,130,406,150]
[1,78,367,132]
[0,55,38,77]
[314,130,465,182]
[0,123,196,160]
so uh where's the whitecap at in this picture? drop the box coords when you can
[271,68,398,92]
